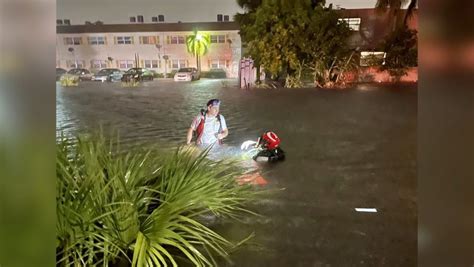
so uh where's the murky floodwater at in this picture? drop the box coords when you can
[57,79,417,266]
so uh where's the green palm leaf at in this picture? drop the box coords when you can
[57,132,268,266]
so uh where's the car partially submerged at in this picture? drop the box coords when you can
[121,68,154,82]
[93,68,123,82]
[174,67,200,81]
[67,68,93,81]
[56,68,67,81]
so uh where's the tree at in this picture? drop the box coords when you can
[379,26,418,80]
[241,0,354,87]
[186,30,210,72]
[375,0,417,31]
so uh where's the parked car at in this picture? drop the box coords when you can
[67,68,93,81]
[173,67,200,82]
[56,68,67,81]
[121,68,154,82]
[93,68,123,82]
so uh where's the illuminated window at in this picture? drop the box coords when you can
[210,35,225,43]
[338,18,361,31]
[116,36,133,44]
[170,36,185,44]
[210,59,227,69]
[64,37,82,45]
[91,60,107,69]
[66,60,85,68]
[118,60,134,69]
[144,60,160,68]
[171,59,186,69]
[139,36,159,44]
[360,51,386,66]
[88,36,106,45]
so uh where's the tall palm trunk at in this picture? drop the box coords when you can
[197,54,201,72]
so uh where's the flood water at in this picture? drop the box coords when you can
[57,79,417,266]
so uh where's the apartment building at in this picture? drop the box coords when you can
[56,22,241,77]
[56,2,418,78]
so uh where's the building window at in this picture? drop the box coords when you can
[152,16,158,22]
[66,60,85,68]
[137,15,144,23]
[130,16,136,23]
[64,37,82,45]
[223,15,229,21]
[210,35,225,43]
[170,36,185,44]
[360,51,386,66]
[210,59,227,69]
[139,36,159,44]
[88,36,106,45]
[91,60,107,69]
[118,60,134,69]
[171,59,186,69]
[56,19,63,25]
[116,36,133,44]
[158,15,165,22]
[64,19,71,25]
[217,14,223,22]
[338,17,361,31]
[144,60,159,68]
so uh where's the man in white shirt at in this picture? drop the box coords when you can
[186,99,228,146]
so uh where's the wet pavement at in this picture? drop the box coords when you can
[57,79,417,266]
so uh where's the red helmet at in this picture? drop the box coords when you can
[259,132,280,150]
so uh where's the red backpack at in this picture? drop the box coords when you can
[195,110,223,145]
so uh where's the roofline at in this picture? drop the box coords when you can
[57,21,240,34]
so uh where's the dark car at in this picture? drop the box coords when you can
[93,68,123,82]
[67,68,93,81]
[121,68,154,82]
[204,68,227,79]
[56,68,67,81]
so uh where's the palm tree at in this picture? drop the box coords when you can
[375,0,417,31]
[56,132,264,266]
[186,30,210,72]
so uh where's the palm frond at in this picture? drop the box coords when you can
[57,132,268,266]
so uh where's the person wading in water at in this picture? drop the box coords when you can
[186,99,228,147]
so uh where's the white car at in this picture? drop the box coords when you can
[174,67,200,82]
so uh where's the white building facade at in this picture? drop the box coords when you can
[56,22,242,78]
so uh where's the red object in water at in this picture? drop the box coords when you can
[261,132,280,150]
[237,173,268,186]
